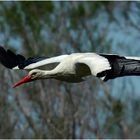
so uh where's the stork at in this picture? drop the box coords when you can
[0,46,140,88]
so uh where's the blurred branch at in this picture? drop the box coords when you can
[81,20,95,49]
[15,94,39,138]
[65,84,76,139]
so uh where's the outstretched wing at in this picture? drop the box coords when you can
[0,47,68,70]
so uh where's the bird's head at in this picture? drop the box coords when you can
[13,69,44,88]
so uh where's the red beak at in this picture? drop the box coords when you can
[13,75,32,88]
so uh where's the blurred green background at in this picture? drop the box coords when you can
[0,1,140,138]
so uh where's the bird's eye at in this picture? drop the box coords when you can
[31,72,37,76]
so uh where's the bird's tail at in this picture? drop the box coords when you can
[117,58,140,76]
[101,55,140,81]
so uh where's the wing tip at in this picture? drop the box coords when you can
[0,46,25,69]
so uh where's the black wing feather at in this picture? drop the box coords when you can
[0,47,26,69]
[18,56,47,69]
[0,46,48,69]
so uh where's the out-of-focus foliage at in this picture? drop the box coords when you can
[0,1,140,138]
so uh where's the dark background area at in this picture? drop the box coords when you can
[0,1,140,138]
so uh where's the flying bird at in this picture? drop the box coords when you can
[0,46,140,88]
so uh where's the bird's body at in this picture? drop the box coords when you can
[44,53,111,82]
[0,46,140,87]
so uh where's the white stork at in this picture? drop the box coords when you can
[0,46,140,88]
